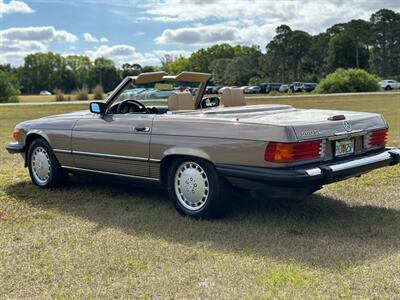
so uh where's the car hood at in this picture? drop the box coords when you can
[16,110,92,131]
[39,110,91,119]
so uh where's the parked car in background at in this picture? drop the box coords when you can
[279,84,290,93]
[301,83,318,92]
[290,82,304,92]
[244,86,261,94]
[379,79,400,90]
[218,86,230,94]
[205,86,215,94]
[210,86,221,94]
[263,83,282,93]
[40,91,52,95]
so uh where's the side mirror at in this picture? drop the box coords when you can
[90,102,105,115]
[200,97,220,109]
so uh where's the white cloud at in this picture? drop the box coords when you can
[0,0,33,17]
[85,44,191,67]
[0,40,46,53]
[83,32,98,42]
[155,24,237,45]
[0,26,77,66]
[83,33,109,43]
[155,21,275,46]
[147,0,400,45]
[0,26,78,42]
[142,0,400,24]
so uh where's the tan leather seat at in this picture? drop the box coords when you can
[221,88,245,107]
[168,92,195,111]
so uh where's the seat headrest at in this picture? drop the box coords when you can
[168,92,195,111]
[221,88,245,107]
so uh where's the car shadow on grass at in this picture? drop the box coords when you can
[6,174,400,269]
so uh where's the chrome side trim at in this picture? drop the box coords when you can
[56,149,161,163]
[53,149,72,154]
[62,166,160,181]
[149,158,161,163]
[73,150,148,162]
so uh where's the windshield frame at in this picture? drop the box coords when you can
[104,71,211,113]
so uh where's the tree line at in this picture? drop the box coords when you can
[164,9,400,85]
[0,54,157,94]
[0,8,399,96]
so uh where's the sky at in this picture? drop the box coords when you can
[1,0,400,67]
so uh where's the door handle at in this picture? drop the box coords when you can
[134,126,150,133]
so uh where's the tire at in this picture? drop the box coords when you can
[166,157,230,218]
[385,85,392,90]
[27,138,68,188]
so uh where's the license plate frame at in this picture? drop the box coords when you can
[335,139,355,157]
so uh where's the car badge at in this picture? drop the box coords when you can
[343,120,352,132]
[300,129,322,137]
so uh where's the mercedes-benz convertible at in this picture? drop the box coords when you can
[6,71,400,217]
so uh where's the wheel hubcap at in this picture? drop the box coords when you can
[174,161,209,211]
[31,146,51,184]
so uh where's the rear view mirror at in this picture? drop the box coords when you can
[90,102,105,115]
[200,97,220,109]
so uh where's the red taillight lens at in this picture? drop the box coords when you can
[12,128,20,141]
[265,140,324,163]
[364,128,388,148]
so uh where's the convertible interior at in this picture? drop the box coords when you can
[107,87,246,115]
[102,71,248,116]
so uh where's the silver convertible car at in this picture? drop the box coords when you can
[7,71,400,217]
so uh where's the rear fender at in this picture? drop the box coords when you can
[162,147,211,161]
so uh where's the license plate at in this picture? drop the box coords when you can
[335,139,354,157]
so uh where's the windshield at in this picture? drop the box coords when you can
[113,80,201,106]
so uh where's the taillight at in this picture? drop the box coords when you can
[364,128,388,149]
[265,140,325,163]
[12,128,20,141]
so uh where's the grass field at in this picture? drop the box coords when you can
[0,94,399,298]
[18,94,95,103]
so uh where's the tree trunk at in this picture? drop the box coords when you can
[355,46,359,68]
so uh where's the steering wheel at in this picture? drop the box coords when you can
[116,99,150,114]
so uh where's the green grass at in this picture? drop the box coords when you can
[0,95,400,298]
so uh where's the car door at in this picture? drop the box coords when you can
[71,113,154,178]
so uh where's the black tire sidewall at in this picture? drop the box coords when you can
[167,157,225,218]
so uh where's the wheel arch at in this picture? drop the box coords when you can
[159,151,213,188]
[24,131,51,167]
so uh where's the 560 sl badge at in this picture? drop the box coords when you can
[300,129,322,137]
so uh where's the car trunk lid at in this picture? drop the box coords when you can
[230,107,387,141]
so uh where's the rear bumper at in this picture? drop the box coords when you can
[216,148,400,188]
[6,142,25,154]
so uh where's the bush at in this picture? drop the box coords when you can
[314,68,380,94]
[92,84,104,100]
[0,70,20,103]
[54,89,66,101]
[75,84,89,100]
